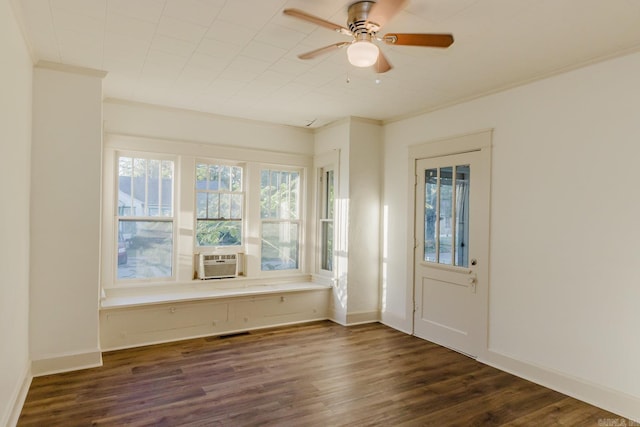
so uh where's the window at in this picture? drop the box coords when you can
[103,137,312,287]
[195,163,243,247]
[424,165,470,267]
[319,168,335,272]
[117,156,174,280]
[260,169,301,271]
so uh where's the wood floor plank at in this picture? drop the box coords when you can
[18,321,625,426]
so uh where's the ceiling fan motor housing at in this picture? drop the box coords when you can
[348,1,380,39]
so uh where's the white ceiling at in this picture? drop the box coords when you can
[15,0,640,128]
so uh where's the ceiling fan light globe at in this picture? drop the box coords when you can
[347,41,379,67]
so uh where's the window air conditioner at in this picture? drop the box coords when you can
[198,253,238,279]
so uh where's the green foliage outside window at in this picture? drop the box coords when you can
[196,163,243,246]
[260,169,300,270]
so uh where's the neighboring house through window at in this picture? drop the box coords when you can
[117,155,174,281]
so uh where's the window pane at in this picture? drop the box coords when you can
[207,193,219,218]
[260,168,301,271]
[455,165,470,267]
[219,193,231,219]
[261,170,300,220]
[424,169,438,262]
[209,165,219,190]
[118,156,173,218]
[133,158,146,215]
[261,169,300,219]
[161,161,173,217]
[118,157,133,216]
[196,162,244,247]
[231,166,242,191]
[439,167,453,265]
[133,158,146,178]
[196,163,207,190]
[116,156,174,281]
[288,172,300,219]
[119,156,133,177]
[326,170,335,219]
[148,159,160,179]
[196,220,242,246]
[196,192,207,219]
[231,194,242,219]
[320,168,334,272]
[321,221,333,271]
[147,159,160,216]
[260,170,270,218]
[261,222,299,271]
[117,220,173,280]
[271,171,280,218]
[220,166,230,191]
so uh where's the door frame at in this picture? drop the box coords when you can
[407,129,493,356]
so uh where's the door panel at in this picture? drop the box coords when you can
[414,150,490,357]
[420,270,474,351]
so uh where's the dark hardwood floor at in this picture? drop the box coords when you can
[19,321,622,426]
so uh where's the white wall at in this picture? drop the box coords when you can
[0,0,33,424]
[382,51,640,418]
[314,120,350,323]
[347,119,382,320]
[104,99,314,156]
[30,64,105,374]
[102,100,316,282]
[314,118,382,324]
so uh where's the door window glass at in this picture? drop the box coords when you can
[455,165,470,267]
[424,165,470,267]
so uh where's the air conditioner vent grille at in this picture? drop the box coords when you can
[198,253,238,279]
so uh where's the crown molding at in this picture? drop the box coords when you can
[35,61,107,79]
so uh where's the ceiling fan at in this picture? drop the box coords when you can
[283,0,454,73]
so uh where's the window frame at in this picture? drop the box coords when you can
[101,134,312,290]
[423,164,471,268]
[114,151,178,284]
[313,150,339,280]
[259,166,304,273]
[318,166,335,274]
[194,160,245,250]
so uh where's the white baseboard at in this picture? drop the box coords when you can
[327,306,346,326]
[31,350,103,377]
[3,365,32,427]
[480,350,640,423]
[380,311,412,334]
[345,310,380,325]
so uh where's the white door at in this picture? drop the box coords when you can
[414,150,490,357]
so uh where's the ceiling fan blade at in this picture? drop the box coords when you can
[298,42,350,60]
[374,51,392,73]
[283,9,352,36]
[367,0,408,29]
[383,33,454,48]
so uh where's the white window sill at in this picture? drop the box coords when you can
[101,276,331,310]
